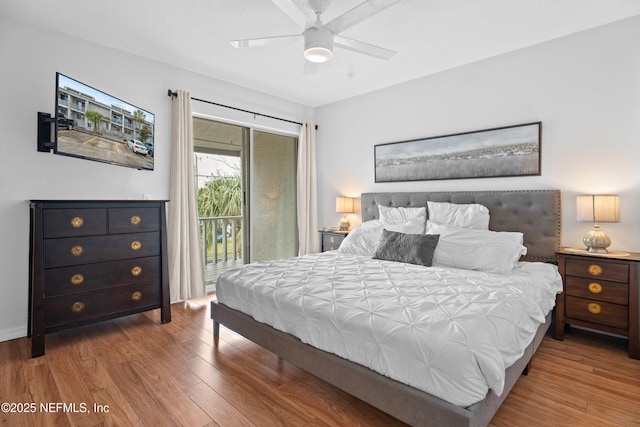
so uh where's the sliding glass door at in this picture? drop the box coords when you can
[193,116,298,283]
[193,118,245,287]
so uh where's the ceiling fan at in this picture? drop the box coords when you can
[229,0,402,66]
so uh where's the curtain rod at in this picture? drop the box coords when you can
[167,90,317,130]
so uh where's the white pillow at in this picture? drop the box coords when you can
[427,201,489,230]
[426,221,526,274]
[378,205,427,223]
[338,218,425,256]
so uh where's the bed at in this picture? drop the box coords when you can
[211,189,562,426]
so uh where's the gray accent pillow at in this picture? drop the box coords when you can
[373,229,440,266]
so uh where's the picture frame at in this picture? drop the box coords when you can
[374,122,541,182]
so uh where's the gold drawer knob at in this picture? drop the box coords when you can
[588,264,602,276]
[71,301,85,313]
[70,274,84,286]
[131,241,142,251]
[587,303,602,314]
[130,215,141,225]
[329,236,335,243]
[131,266,142,276]
[588,282,603,294]
[70,216,84,228]
[71,245,84,256]
[131,291,142,302]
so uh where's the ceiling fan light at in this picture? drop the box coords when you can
[304,27,333,63]
[304,46,332,63]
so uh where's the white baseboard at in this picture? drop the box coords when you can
[0,325,28,343]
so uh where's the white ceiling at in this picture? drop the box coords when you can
[2,0,640,107]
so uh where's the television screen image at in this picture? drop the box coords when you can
[55,73,155,170]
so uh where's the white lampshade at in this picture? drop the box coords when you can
[576,195,620,223]
[335,197,354,213]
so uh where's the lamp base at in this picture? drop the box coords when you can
[338,215,350,231]
[583,223,611,254]
[585,246,609,254]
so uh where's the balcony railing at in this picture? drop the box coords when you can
[198,215,242,265]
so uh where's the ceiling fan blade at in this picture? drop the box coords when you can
[229,34,300,49]
[271,0,315,27]
[334,35,396,60]
[325,0,403,34]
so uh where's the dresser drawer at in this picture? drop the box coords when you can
[44,281,161,329]
[565,258,629,283]
[43,232,160,268]
[43,208,107,238]
[44,256,161,297]
[109,207,160,234]
[565,296,628,330]
[565,276,628,305]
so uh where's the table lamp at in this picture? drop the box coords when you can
[335,197,354,231]
[576,194,620,253]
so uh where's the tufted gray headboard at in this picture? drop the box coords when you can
[361,190,561,263]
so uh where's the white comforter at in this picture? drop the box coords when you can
[216,251,562,406]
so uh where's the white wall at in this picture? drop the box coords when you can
[0,16,313,341]
[315,15,640,253]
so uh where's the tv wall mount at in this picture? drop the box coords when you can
[37,112,55,152]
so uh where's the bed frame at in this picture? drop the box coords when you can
[211,190,561,427]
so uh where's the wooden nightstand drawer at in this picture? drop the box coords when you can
[565,296,628,330]
[565,258,629,283]
[43,232,160,268]
[44,256,161,297]
[565,276,628,305]
[44,281,162,329]
[321,232,347,251]
[43,208,107,238]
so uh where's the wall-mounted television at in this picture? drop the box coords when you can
[54,72,155,170]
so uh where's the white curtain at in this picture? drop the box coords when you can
[297,122,319,255]
[168,90,205,302]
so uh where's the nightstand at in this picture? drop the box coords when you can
[554,248,640,359]
[320,230,349,252]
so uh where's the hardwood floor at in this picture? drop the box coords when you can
[1,294,639,427]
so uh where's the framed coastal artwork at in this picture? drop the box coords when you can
[374,122,541,182]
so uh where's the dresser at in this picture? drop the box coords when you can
[554,248,639,359]
[320,230,349,252]
[29,200,171,357]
